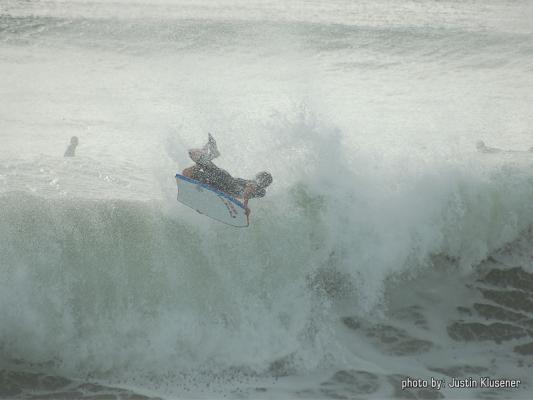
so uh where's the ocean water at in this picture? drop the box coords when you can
[1,0,533,399]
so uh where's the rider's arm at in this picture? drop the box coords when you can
[242,184,256,215]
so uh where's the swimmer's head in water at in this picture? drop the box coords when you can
[71,136,79,146]
[476,141,486,150]
[255,171,273,189]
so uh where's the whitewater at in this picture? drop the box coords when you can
[1,0,533,399]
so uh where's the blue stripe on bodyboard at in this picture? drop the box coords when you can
[175,173,246,209]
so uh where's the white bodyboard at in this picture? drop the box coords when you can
[175,174,249,227]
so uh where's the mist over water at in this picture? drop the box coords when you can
[1,0,533,398]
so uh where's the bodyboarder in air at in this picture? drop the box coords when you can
[181,134,273,216]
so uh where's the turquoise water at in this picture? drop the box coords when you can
[1,1,533,398]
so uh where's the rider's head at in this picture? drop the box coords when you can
[255,171,273,189]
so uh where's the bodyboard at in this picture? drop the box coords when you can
[175,173,249,227]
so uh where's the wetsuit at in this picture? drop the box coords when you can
[188,161,266,199]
